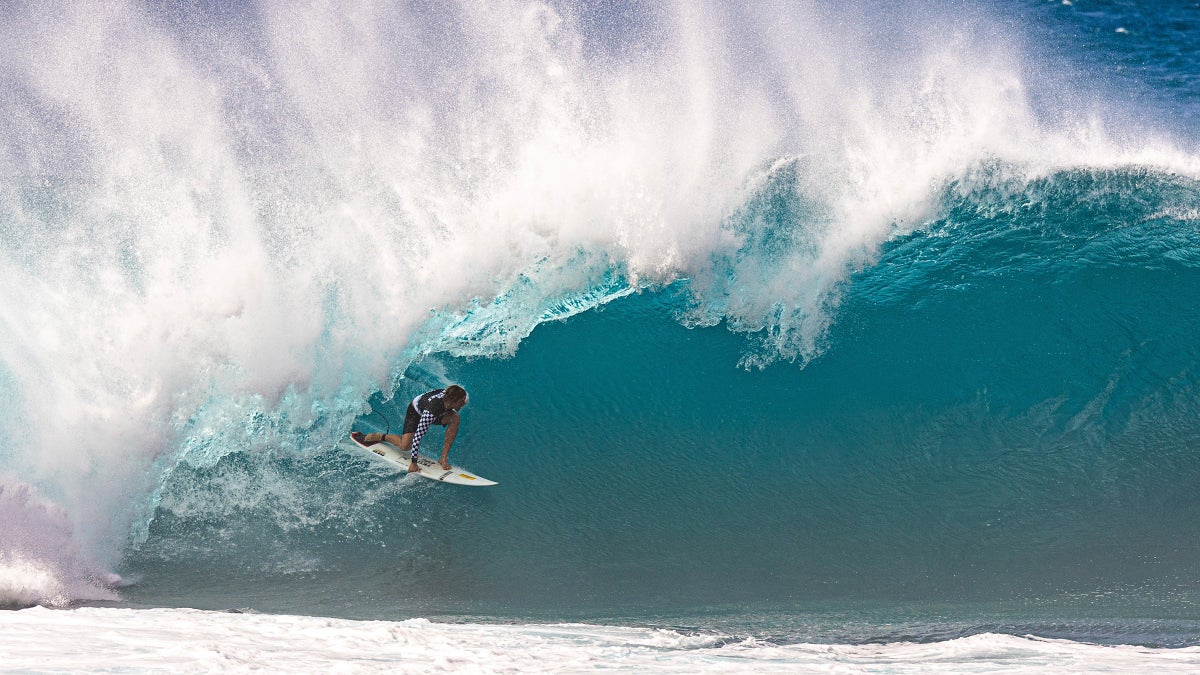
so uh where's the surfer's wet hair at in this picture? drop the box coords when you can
[444,385,468,406]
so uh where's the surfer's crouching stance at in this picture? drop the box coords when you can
[351,386,468,472]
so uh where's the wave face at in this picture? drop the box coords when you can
[2,0,1200,634]
[122,165,1200,625]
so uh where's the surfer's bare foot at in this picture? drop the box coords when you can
[351,431,378,447]
[440,460,452,470]
[408,463,420,473]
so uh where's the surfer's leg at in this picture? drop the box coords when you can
[396,432,419,472]
[359,431,410,444]
[354,432,410,448]
[399,403,422,471]
[382,432,412,448]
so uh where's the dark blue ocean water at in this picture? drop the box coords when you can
[4,0,1200,649]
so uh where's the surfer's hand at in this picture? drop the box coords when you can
[408,462,420,473]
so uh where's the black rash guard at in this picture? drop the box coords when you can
[403,389,456,461]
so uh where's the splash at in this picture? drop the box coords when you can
[0,480,118,607]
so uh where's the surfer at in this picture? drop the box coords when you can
[351,386,469,472]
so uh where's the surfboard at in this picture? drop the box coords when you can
[346,435,498,486]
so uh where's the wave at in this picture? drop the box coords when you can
[1,0,1199,608]
[108,163,1200,621]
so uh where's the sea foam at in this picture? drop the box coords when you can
[2,606,1200,673]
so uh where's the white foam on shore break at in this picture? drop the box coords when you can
[2,606,1200,673]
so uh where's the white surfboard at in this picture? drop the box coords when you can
[346,435,497,486]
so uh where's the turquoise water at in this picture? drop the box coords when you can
[3,0,1200,649]
[123,172,1200,640]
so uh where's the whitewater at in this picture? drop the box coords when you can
[3,0,1200,670]
[5,606,1200,673]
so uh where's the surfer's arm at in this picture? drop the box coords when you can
[409,410,436,463]
[438,411,460,468]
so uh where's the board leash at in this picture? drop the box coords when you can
[372,409,391,437]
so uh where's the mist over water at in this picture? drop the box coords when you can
[1,0,1199,638]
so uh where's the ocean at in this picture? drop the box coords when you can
[3,0,1200,671]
